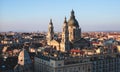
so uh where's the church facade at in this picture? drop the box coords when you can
[47,10,90,52]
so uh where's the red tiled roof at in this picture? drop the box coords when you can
[71,49,81,53]
[70,49,85,54]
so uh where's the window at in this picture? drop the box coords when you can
[58,69,61,72]
[83,66,84,70]
[51,63,53,66]
[78,67,80,70]
[88,68,91,72]
[58,64,61,66]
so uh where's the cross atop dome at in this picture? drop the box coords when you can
[70,9,75,19]
[71,9,74,14]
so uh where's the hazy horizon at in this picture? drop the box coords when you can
[0,0,120,32]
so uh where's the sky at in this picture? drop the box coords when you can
[0,0,120,32]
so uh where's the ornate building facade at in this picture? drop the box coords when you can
[47,10,90,52]
[34,10,120,72]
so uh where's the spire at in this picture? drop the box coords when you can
[47,18,54,41]
[70,9,75,19]
[61,17,70,52]
[71,9,74,15]
[49,19,53,25]
[64,17,67,23]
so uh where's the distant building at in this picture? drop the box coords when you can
[34,54,92,72]
[47,10,90,52]
[0,57,17,72]
[14,49,33,72]
[34,10,120,72]
[34,49,120,72]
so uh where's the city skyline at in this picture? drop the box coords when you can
[0,0,120,32]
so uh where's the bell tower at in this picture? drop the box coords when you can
[47,19,54,44]
[60,17,70,52]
